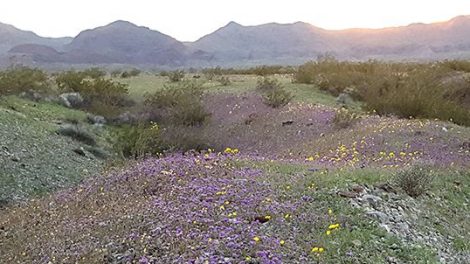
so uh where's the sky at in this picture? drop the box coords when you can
[1,0,470,41]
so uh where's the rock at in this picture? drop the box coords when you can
[308,168,319,172]
[73,147,86,156]
[374,182,397,193]
[59,93,83,108]
[338,191,359,198]
[362,194,382,207]
[351,185,365,193]
[336,93,353,107]
[112,111,137,125]
[10,156,20,162]
[282,120,294,126]
[87,114,106,125]
[366,210,389,223]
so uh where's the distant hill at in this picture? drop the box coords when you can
[190,15,470,63]
[0,22,71,54]
[63,20,194,65]
[3,15,470,67]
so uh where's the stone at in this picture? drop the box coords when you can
[11,156,20,162]
[73,147,86,156]
[282,120,294,126]
[375,182,397,193]
[59,93,84,108]
[366,210,389,223]
[351,185,365,193]
[338,191,358,198]
[87,114,106,125]
[362,194,382,207]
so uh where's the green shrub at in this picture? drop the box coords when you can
[202,67,222,80]
[144,81,210,126]
[113,123,163,159]
[160,125,211,152]
[256,77,282,92]
[82,67,106,79]
[218,76,231,86]
[168,70,185,82]
[0,66,50,96]
[394,165,434,198]
[56,71,130,118]
[294,59,470,125]
[111,70,122,78]
[57,125,97,146]
[120,68,141,78]
[332,108,360,129]
[360,68,470,126]
[257,77,293,108]
[263,88,293,108]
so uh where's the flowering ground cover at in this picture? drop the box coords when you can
[2,151,460,263]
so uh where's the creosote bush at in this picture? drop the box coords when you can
[257,77,293,108]
[393,165,434,198]
[294,58,470,126]
[332,108,360,129]
[168,70,185,82]
[56,69,131,117]
[0,66,50,96]
[114,123,163,159]
[144,81,210,126]
[218,76,231,86]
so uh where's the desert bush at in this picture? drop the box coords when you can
[120,68,141,78]
[144,81,210,126]
[56,71,130,117]
[202,67,223,80]
[359,67,470,126]
[439,60,470,73]
[218,76,231,86]
[294,59,470,125]
[82,67,106,79]
[332,108,360,129]
[393,165,434,198]
[57,125,97,146]
[168,70,185,82]
[257,77,293,108]
[263,88,293,108]
[160,125,211,152]
[111,70,122,78]
[0,66,50,96]
[114,123,163,159]
[256,77,282,92]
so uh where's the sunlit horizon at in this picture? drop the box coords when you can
[1,0,470,41]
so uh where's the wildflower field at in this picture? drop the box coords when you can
[1,70,469,263]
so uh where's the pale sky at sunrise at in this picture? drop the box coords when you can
[1,0,469,41]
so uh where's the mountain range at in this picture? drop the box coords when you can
[1,15,470,67]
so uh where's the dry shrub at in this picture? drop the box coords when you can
[393,165,434,198]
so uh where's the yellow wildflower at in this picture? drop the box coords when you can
[265,215,272,220]
[326,230,331,235]
[280,240,285,246]
[328,208,333,215]
[245,256,252,261]
[328,223,340,230]
[253,236,261,242]
[306,156,314,161]
[311,247,319,253]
